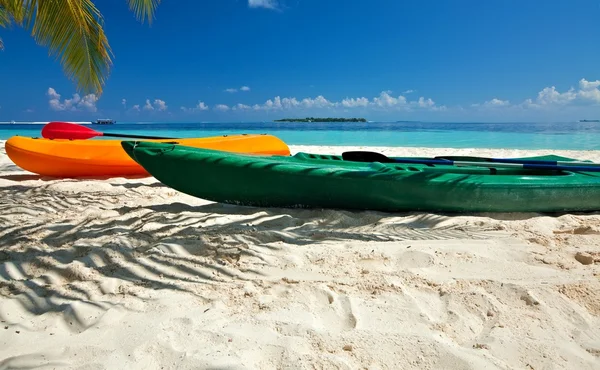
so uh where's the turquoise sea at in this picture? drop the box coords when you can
[1,121,600,150]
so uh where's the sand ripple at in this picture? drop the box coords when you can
[1,143,599,369]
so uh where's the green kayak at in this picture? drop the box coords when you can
[121,141,600,213]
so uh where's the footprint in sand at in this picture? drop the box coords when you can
[262,285,358,334]
[356,249,435,274]
[311,286,357,332]
[0,352,69,369]
[396,250,436,269]
[61,301,123,334]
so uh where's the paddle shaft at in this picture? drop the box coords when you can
[100,132,176,140]
[435,156,599,167]
[390,157,600,172]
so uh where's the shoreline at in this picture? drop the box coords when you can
[1,140,599,369]
[289,144,600,160]
[2,135,599,152]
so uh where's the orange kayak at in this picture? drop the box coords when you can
[5,134,290,178]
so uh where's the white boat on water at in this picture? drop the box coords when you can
[92,118,116,125]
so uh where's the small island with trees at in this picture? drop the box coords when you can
[274,117,367,122]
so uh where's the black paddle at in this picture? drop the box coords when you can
[341,151,600,172]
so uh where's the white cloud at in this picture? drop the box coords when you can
[536,86,577,106]
[227,91,441,113]
[415,97,436,108]
[341,97,369,108]
[142,98,168,111]
[233,103,251,110]
[481,98,510,108]
[248,0,278,10]
[263,97,282,110]
[579,78,600,90]
[47,87,98,112]
[467,78,600,110]
[143,99,154,111]
[301,95,335,109]
[47,87,60,100]
[200,77,600,116]
[214,104,230,111]
[372,91,408,108]
[196,101,209,111]
[577,78,600,103]
[181,101,209,112]
[249,95,332,111]
[78,95,98,111]
[153,99,168,111]
[521,78,600,108]
[281,97,301,109]
[487,98,510,106]
[225,86,251,93]
[46,78,600,119]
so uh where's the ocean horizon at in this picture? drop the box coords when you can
[1,120,599,150]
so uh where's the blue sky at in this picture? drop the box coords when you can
[1,0,600,122]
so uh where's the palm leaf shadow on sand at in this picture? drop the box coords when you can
[0,161,20,174]
[0,174,44,181]
[1,175,597,328]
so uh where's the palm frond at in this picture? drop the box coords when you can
[0,0,24,25]
[0,1,15,50]
[21,0,112,95]
[0,7,10,28]
[127,0,161,24]
[0,0,161,92]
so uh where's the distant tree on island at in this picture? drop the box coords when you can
[274,117,367,122]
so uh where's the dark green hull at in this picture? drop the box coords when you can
[122,141,600,213]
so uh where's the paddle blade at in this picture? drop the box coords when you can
[341,151,396,163]
[42,121,103,140]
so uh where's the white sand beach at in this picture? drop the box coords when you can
[1,140,599,369]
